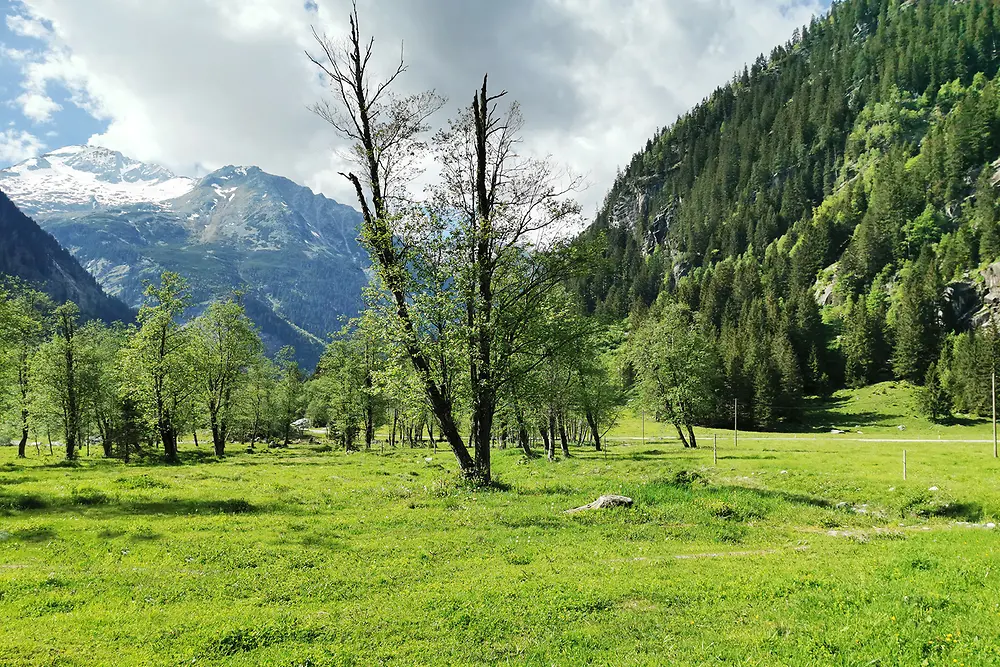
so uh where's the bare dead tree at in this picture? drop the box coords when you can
[307,4,475,474]
[432,79,585,479]
[309,3,586,483]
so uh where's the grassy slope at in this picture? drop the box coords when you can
[609,381,997,442]
[1,384,999,666]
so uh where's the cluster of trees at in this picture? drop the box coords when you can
[0,274,304,461]
[304,301,625,459]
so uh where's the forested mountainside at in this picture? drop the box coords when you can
[0,190,133,324]
[573,0,1000,429]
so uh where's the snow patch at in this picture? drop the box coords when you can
[0,145,196,211]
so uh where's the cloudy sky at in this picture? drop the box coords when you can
[0,0,828,216]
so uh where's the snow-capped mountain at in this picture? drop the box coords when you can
[0,146,367,367]
[0,146,196,214]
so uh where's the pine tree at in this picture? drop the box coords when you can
[892,250,943,382]
[918,362,951,422]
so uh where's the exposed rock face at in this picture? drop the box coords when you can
[942,281,980,330]
[671,257,692,283]
[982,261,1000,304]
[969,262,1000,328]
[644,198,679,252]
[564,495,634,513]
[817,283,836,307]
[609,181,650,231]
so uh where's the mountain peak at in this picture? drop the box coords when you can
[44,145,178,184]
[0,145,195,214]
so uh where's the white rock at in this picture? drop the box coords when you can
[565,495,634,513]
[928,486,939,491]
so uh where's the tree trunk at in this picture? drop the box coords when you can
[472,393,495,482]
[585,410,602,451]
[540,424,552,462]
[63,320,79,461]
[558,413,570,458]
[249,406,261,450]
[517,417,532,457]
[161,421,178,462]
[210,406,225,456]
[365,406,375,450]
[673,422,690,448]
[17,429,27,458]
[548,411,558,460]
[685,423,698,449]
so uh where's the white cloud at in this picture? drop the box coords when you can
[16,90,60,122]
[0,128,44,162]
[5,12,48,39]
[7,0,825,214]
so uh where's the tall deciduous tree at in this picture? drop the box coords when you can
[32,303,83,459]
[573,328,625,452]
[122,272,196,462]
[0,282,49,458]
[78,320,133,458]
[630,303,723,448]
[192,297,263,456]
[276,346,305,447]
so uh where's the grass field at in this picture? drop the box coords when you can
[2,382,1000,666]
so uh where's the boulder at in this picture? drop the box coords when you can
[564,495,634,514]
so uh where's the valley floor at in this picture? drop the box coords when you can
[2,384,1000,665]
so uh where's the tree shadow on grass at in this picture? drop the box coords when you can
[770,396,898,432]
[913,500,984,522]
[14,525,57,542]
[940,415,989,428]
[930,501,983,521]
[639,475,834,511]
[712,485,834,509]
[718,454,779,460]
[1,490,263,518]
[0,476,35,486]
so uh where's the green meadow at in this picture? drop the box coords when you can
[1,382,999,666]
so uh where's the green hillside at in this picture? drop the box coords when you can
[575,0,1000,429]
